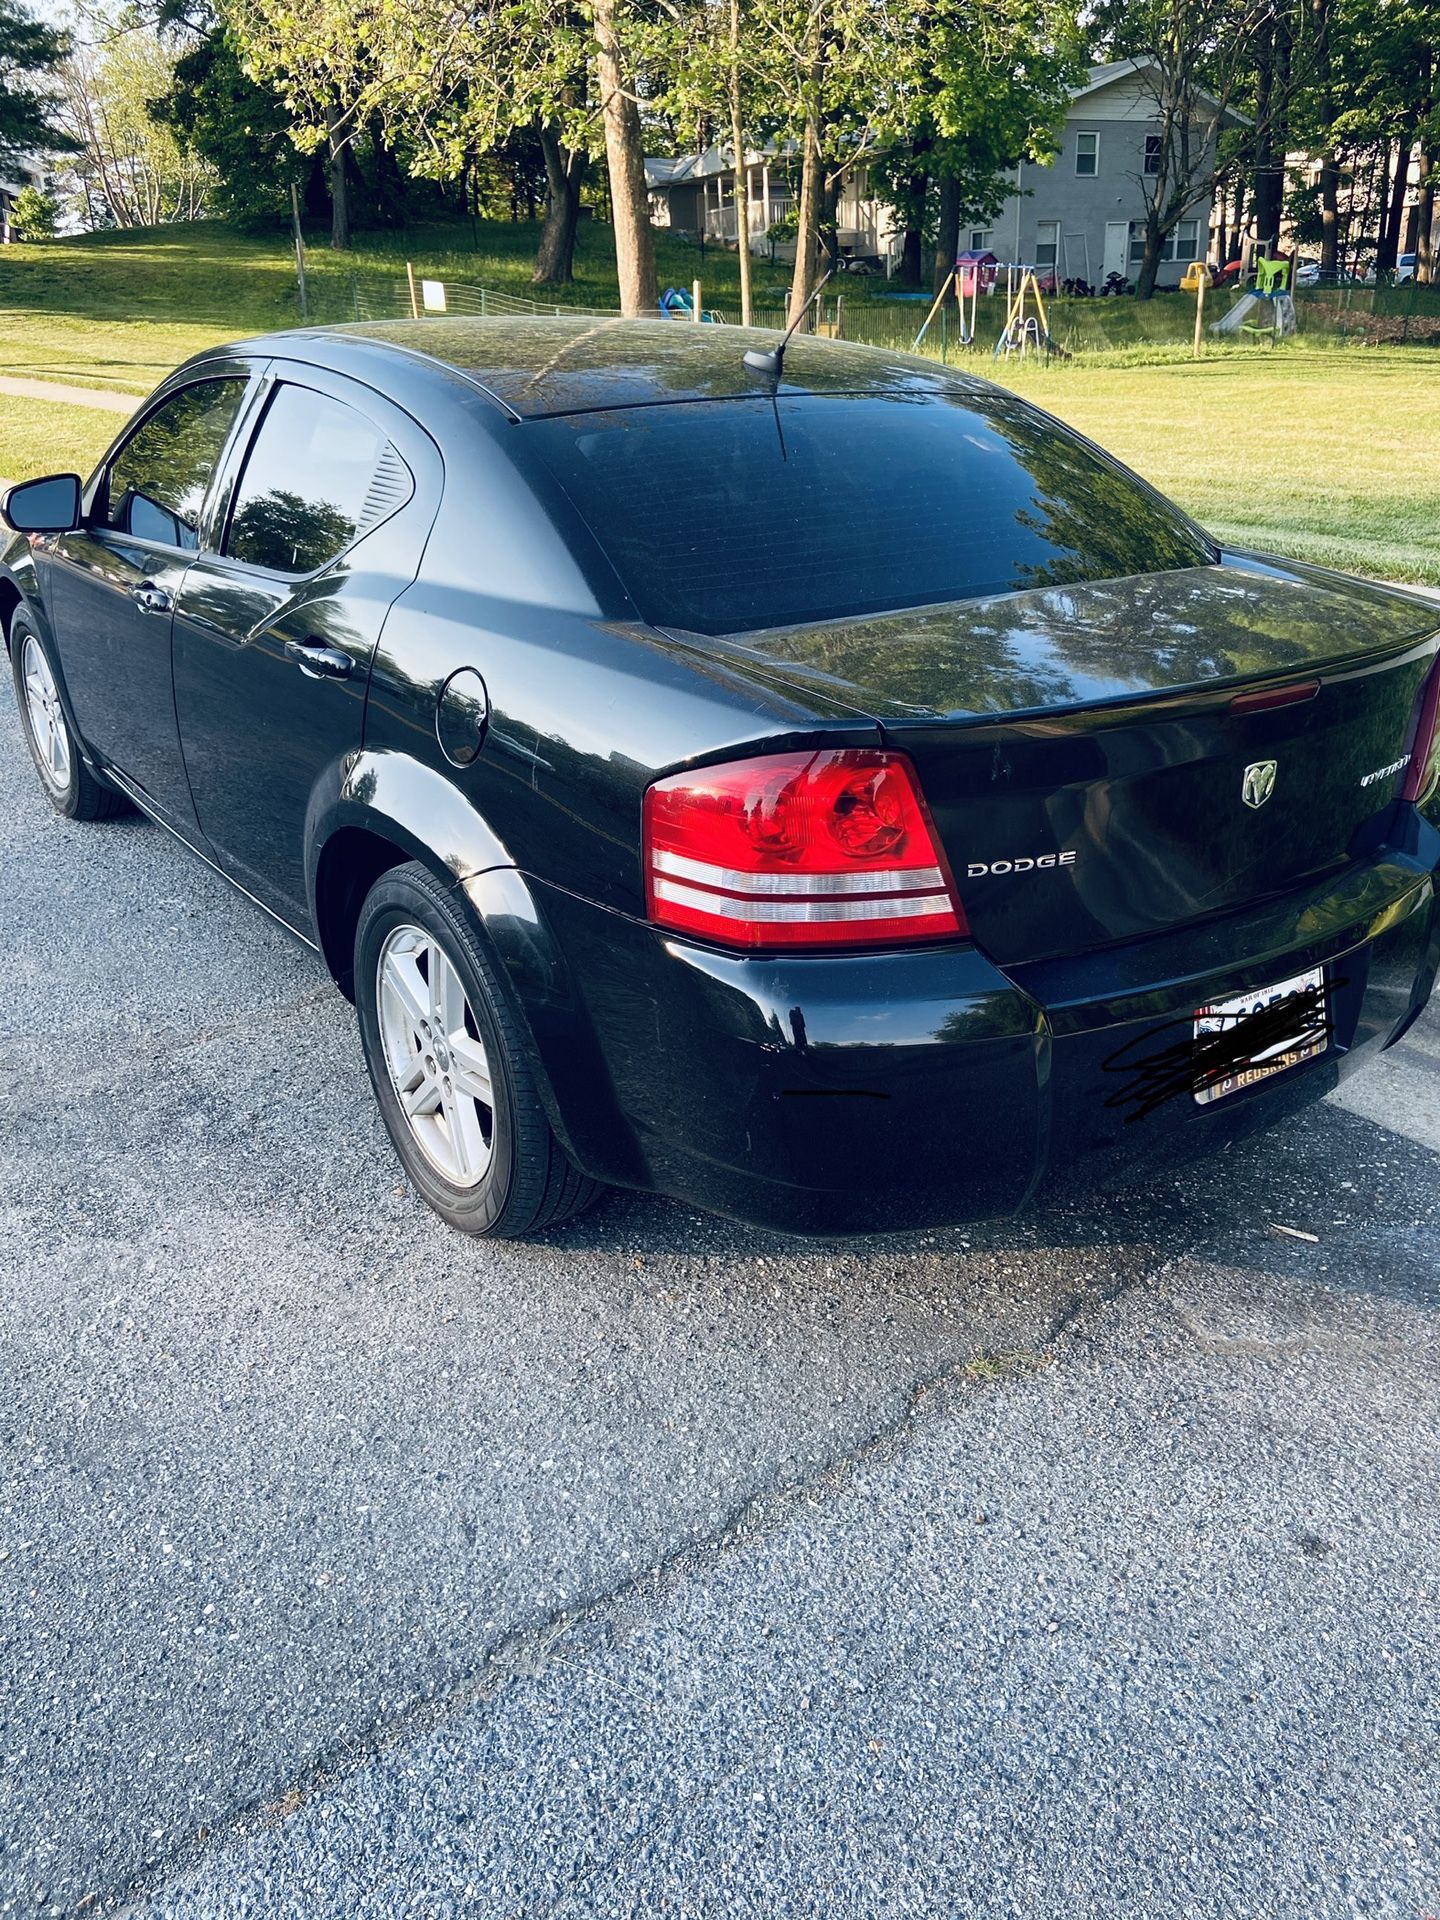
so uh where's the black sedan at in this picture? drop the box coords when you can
[4,319,1438,1236]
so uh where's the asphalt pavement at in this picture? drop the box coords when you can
[1,665,1438,1919]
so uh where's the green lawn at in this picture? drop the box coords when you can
[993,349,1440,585]
[1,221,1435,585]
[0,396,124,485]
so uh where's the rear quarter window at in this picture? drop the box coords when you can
[529,388,1215,635]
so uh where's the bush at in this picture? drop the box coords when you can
[10,186,57,241]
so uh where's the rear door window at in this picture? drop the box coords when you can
[224,383,391,575]
[103,377,249,549]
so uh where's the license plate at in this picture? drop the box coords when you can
[1193,966,1328,1106]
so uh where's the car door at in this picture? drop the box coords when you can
[171,363,441,926]
[45,369,257,833]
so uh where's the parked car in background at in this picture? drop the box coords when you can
[1396,253,1418,284]
[4,319,1439,1239]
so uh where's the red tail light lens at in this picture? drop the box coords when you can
[643,748,968,951]
[1401,656,1440,805]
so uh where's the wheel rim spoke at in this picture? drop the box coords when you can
[447,1031,492,1106]
[444,1089,488,1183]
[382,948,431,1037]
[376,921,493,1190]
[21,638,69,790]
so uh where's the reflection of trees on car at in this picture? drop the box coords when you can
[108,382,246,539]
[229,489,356,573]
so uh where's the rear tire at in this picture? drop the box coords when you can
[354,860,600,1237]
[10,608,128,821]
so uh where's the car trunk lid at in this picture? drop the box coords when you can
[670,558,1439,965]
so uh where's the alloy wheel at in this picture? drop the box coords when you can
[376,922,495,1188]
[21,635,70,793]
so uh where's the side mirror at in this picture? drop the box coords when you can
[1,473,82,535]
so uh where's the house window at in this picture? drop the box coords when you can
[968,229,992,252]
[1035,221,1059,269]
[1075,131,1099,177]
[1128,216,1203,267]
[1144,135,1162,176]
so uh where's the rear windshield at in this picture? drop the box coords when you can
[528,389,1215,635]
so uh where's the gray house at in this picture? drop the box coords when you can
[644,61,1242,287]
[983,60,1244,288]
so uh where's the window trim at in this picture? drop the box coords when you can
[214,372,413,585]
[1143,134,1162,177]
[1034,219,1060,269]
[1074,130,1099,177]
[90,370,258,559]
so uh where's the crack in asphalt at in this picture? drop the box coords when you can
[109,1245,1168,1920]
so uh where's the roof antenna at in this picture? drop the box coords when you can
[743,264,836,379]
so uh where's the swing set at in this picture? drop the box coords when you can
[913,261,1071,360]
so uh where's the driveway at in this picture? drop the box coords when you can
[1,666,1438,1918]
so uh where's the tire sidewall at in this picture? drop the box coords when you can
[11,612,81,815]
[355,872,519,1234]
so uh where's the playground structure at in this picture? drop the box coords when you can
[911,255,1071,359]
[658,284,726,323]
[1211,256,1298,344]
[912,249,996,351]
[992,266,1071,360]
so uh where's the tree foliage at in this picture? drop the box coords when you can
[0,0,73,165]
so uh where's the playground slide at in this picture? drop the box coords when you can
[1211,291,1297,336]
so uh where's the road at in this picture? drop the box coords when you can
[0,664,1438,1919]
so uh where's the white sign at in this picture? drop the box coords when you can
[421,279,447,313]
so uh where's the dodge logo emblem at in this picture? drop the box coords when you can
[1242,760,1278,810]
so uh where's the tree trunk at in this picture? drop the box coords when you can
[898,184,926,285]
[327,105,350,251]
[1416,148,1435,283]
[787,107,823,328]
[534,123,586,284]
[1135,208,1163,299]
[933,173,960,295]
[1319,153,1340,275]
[727,0,752,326]
[368,114,407,226]
[1376,136,1411,276]
[592,0,657,316]
[897,138,930,286]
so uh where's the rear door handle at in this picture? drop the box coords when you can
[285,638,353,681]
[131,582,172,615]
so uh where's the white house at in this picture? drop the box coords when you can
[645,144,897,269]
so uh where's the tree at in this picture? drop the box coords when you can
[871,0,1081,298]
[534,120,588,283]
[56,17,214,227]
[0,0,73,165]
[149,22,314,224]
[9,179,55,233]
[1092,0,1253,298]
[589,0,657,313]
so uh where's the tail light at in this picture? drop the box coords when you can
[1401,655,1440,805]
[643,748,967,951]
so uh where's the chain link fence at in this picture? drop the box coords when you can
[280,262,1440,363]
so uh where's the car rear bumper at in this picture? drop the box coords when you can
[527,820,1440,1236]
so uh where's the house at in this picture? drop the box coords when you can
[645,60,1243,290]
[984,61,1246,289]
[645,144,897,269]
[0,156,53,242]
